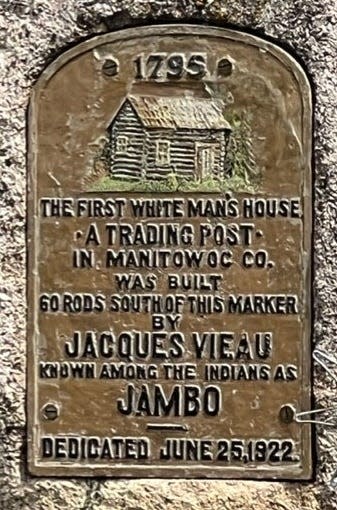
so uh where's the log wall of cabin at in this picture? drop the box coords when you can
[145,129,224,180]
[110,102,145,180]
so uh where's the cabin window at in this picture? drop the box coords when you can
[156,140,170,166]
[116,135,128,154]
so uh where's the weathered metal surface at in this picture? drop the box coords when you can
[27,25,312,478]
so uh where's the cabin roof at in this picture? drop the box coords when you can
[123,95,231,130]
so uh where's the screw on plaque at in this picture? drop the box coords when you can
[42,403,59,421]
[102,58,119,77]
[217,58,234,77]
[279,404,296,424]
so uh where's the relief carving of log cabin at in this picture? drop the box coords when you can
[107,95,232,181]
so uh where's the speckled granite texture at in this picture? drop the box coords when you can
[0,1,337,509]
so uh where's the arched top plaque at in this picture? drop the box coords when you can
[28,25,312,478]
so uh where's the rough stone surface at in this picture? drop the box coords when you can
[0,0,337,508]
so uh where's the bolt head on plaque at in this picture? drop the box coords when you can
[102,58,119,77]
[28,25,312,479]
[42,403,59,421]
[279,404,296,424]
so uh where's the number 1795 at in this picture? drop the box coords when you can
[134,53,208,80]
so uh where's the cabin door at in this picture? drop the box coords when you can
[196,143,216,179]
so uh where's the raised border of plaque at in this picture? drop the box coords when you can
[27,25,312,479]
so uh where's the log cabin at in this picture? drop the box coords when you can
[107,95,232,181]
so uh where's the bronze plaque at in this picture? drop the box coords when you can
[28,25,312,478]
